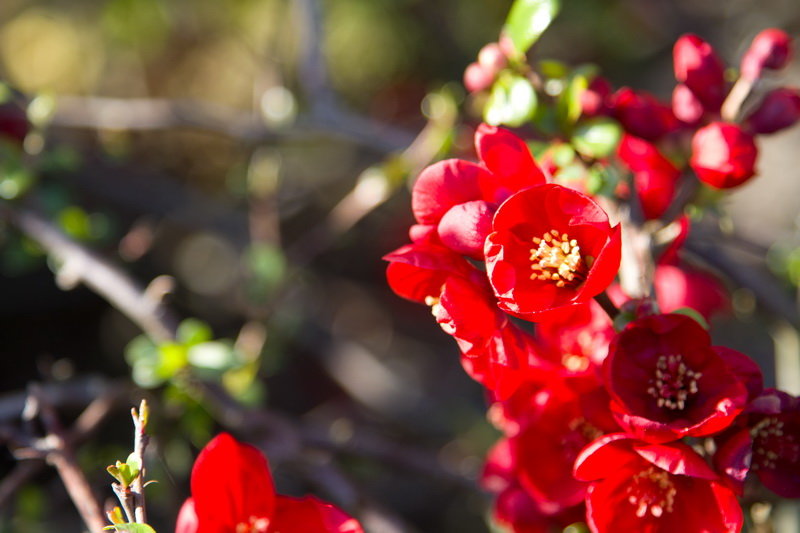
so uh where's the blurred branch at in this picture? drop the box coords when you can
[15,385,106,532]
[2,202,180,343]
[685,238,800,326]
[51,95,415,154]
[0,380,129,508]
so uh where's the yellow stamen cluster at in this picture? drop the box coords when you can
[627,467,677,518]
[236,517,270,533]
[530,229,589,288]
[647,354,702,411]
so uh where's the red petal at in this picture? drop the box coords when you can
[190,433,275,531]
[573,433,638,481]
[175,498,199,533]
[272,495,364,533]
[437,200,494,258]
[475,123,546,203]
[411,159,486,224]
[384,242,474,302]
[632,440,718,479]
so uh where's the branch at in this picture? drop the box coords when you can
[2,203,179,343]
[24,385,107,533]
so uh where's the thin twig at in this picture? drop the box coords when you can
[27,385,106,533]
[130,401,150,524]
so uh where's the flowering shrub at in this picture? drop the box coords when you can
[385,1,800,530]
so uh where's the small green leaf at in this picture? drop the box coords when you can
[558,74,589,128]
[177,318,213,346]
[104,523,157,533]
[502,0,561,57]
[125,453,142,479]
[571,117,622,159]
[188,341,236,371]
[484,74,537,127]
[671,308,710,330]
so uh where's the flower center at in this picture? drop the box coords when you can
[627,467,677,518]
[751,416,798,470]
[236,516,270,533]
[646,354,702,411]
[530,229,590,287]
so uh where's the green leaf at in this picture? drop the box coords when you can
[671,308,710,330]
[502,0,560,57]
[125,453,142,480]
[188,341,236,371]
[558,74,589,128]
[104,523,157,533]
[571,117,622,159]
[484,74,537,127]
[177,318,213,346]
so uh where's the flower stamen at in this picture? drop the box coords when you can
[530,229,589,288]
[647,354,702,410]
[626,467,676,518]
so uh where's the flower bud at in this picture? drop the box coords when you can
[745,87,800,134]
[610,88,677,141]
[464,62,494,93]
[672,83,704,125]
[478,43,507,73]
[740,28,792,81]
[690,122,758,189]
[580,76,612,116]
[673,34,726,111]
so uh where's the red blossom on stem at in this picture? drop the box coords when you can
[175,433,363,533]
[484,183,621,320]
[410,124,545,258]
[574,434,743,533]
[603,313,752,443]
[690,121,758,189]
[740,28,793,81]
[673,34,727,112]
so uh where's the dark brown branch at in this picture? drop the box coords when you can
[26,385,107,533]
[2,204,179,343]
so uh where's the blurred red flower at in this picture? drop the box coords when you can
[690,122,758,189]
[175,433,363,533]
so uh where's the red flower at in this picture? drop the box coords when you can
[482,438,585,533]
[617,134,680,220]
[745,87,800,135]
[484,184,621,320]
[690,122,758,189]
[574,434,743,533]
[740,28,792,81]
[673,34,727,112]
[715,389,800,498]
[603,314,751,443]
[411,124,546,258]
[610,88,678,141]
[175,433,363,533]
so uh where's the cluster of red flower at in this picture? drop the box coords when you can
[386,29,799,533]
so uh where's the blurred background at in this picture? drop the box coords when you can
[0,0,799,531]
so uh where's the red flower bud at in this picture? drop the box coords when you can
[581,76,612,116]
[464,62,495,93]
[740,28,792,81]
[610,88,678,141]
[478,42,508,73]
[617,135,680,220]
[671,83,704,125]
[745,87,800,134]
[673,34,727,111]
[690,122,758,189]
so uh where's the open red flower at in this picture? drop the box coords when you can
[411,123,546,258]
[574,434,743,533]
[715,389,800,497]
[484,184,621,320]
[175,433,363,533]
[603,313,751,443]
